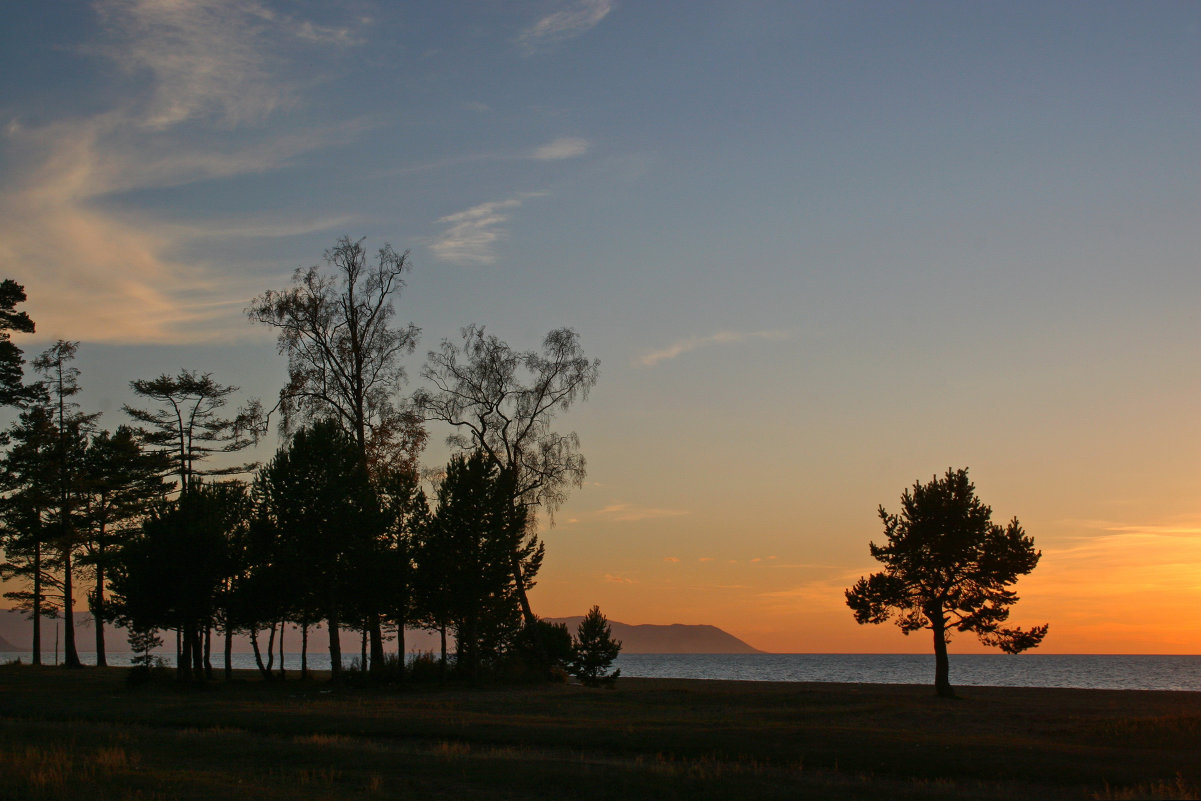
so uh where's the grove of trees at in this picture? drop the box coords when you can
[0,251,615,684]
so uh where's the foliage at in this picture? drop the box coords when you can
[570,605,622,687]
[416,325,598,624]
[123,370,257,496]
[78,426,171,665]
[512,619,574,678]
[249,419,381,679]
[845,467,1048,697]
[0,405,61,663]
[109,481,248,680]
[247,236,426,478]
[421,451,540,678]
[32,340,100,668]
[0,278,39,408]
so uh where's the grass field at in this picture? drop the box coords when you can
[1,663,1199,800]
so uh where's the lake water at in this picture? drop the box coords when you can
[5,650,1199,692]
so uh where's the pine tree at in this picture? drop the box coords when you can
[570,605,621,687]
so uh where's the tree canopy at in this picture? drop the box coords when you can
[247,236,425,478]
[845,468,1048,697]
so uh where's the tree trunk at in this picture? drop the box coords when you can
[178,624,192,682]
[93,567,107,667]
[250,629,267,677]
[369,615,385,673]
[360,627,367,671]
[932,618,954,698]
[396,623,405,682]
[277,622,285,680]
[203,625,213,680]
[301,623,309,680]
[32,543,42,666]
[62,549,81,668]
[327,610,342,680]
[191,627,204,678]
[224,626,233,681]
[439,623,447,683]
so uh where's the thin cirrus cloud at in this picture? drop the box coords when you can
[530,137,591,161]
[0,0,365,344]
[428,193,546,265]
[638,329,794,367]
[518,0,612,53]
[596,503,690,523]
[93,0,361,130]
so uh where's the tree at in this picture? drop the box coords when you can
[251,419,381,680]
[78,426,171,666]
[0,279,39,408]
[0,406,60,664]
[423,452,539,679]
[415,326,599,625]
[123,370,257,498]
[570,605,621,687]
[109,481,247,681]
[845,468,1049,698]
[32,341,99,668]
[247,236,425,476]
[248,236,426,667]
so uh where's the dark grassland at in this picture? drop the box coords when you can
[1,664,1199,800]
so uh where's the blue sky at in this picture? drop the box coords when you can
[2,1,1199,652]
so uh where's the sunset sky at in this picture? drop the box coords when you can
[2,1,1199,654]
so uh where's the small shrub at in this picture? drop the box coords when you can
[407,650,448,683]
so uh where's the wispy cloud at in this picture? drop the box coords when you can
[638,329,793,367]
[0,0,368,344]
[94,0,360,130]
[604,573,636,584]
[531,137,591,160]
[429,193,545,265]
[596,503,690,523]
[519,0,613,54]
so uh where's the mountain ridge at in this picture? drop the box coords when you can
[0,609,763,655]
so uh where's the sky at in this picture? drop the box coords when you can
[1,0,1199,654]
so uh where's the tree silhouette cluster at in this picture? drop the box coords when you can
[0,252,614,684]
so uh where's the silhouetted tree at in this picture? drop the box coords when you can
[32,341,99,668]
[252,420,381,680]
[0,406,60,664]
[570,605,621,687]
[109,481,247,681]
[0,279,39,408]
[416,326,598,625]
[373,466,430,670]
[426,452,539,678]
[123,370,257,498]
[845,468,1049,698]
[248,236,426,667]
[79,426,171,666]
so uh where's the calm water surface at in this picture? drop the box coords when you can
[6,651,1199,691]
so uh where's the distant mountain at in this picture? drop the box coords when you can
[547,618,762,654]
[0,609,762,656]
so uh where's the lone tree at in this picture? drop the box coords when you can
[845,468,1048,698]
